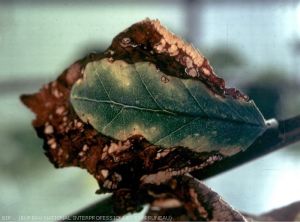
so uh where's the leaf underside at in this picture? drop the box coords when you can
[71,58,266,153]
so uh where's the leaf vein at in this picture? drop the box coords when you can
[179,79,208,116]
[153,117,200,144]
[133,63,165,111]
[71,96,176,115]
[101,107,124,133]
[95,68,112,100]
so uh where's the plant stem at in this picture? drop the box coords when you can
[64,115,300,219]
[192,115,300,180]
[62,196,117,221]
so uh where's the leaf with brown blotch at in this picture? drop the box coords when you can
[21,19,265,219]
[71,58,265,156]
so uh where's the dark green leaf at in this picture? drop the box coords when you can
[71,58,266,154]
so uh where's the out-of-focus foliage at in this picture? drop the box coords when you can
[243,70,300,119]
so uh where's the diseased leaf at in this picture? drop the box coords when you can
[21,19,269,196]
[21,18,287,219]
[71,58,266,153]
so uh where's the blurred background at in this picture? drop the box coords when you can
[0,0,300,221]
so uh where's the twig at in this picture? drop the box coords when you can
[64,115,300,219]
[192,115,300,180]
[144,174,246,221]
[243,201,300,221]
[62,196,117,222]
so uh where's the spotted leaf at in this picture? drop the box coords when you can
[70,58,266,154]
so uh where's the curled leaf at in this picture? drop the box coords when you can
[21,18,266,194]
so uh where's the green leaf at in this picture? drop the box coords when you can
[70,58,266,153]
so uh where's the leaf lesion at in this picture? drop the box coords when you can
[21,18,296,221]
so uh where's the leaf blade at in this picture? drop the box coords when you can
[71,58,266,153]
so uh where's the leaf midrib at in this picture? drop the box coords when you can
[71,95,263,127]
